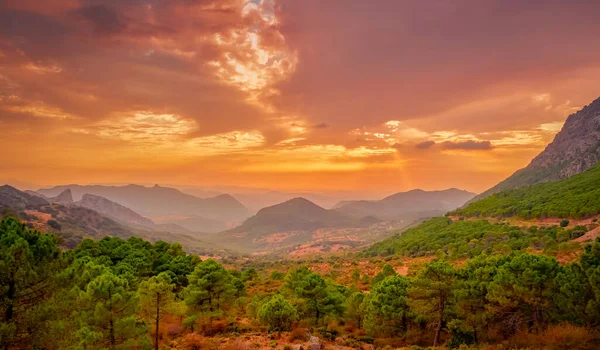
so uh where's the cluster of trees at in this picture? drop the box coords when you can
[3,216,600,349]
[366,217,589,258]
[0,217,201,349]
[250,243,600,347]
[450,163,600,219]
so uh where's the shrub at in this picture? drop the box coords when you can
[289,328,309,342]
[506,324,593,350]
[560,219,570,228]
[47,219,62,231]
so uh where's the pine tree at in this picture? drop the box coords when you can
[487,253,560,334]
[258,294,297,334]
[139,273,176,350]
[364,275,411,337]
[409,260,456,347]
[293,273,345,325]
[184,259,234,314]
[77,272,147,349]
[0,218,61,349]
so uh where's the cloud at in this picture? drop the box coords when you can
[75,5,127,35]
[415,140,436,149]
[442,140,493,151]
[1,0,600,192]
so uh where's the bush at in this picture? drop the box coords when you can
[47,219,62,231]
[506,324,594,350]
[358,335,375,344]
[289,328,309,342]
[270,271,286,280]
[560,219,570,228]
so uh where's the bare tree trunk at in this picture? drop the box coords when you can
[155,293,160,350]
[433,301,445,347]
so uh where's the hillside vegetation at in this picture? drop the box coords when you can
[452,163,600,219]
[365,217,589,258]
[2,217,600,349]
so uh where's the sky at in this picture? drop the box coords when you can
[1,0,600,194]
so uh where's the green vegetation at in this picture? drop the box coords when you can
[366,217,587,258]
[258,295,297,333]
[2,216,600,349]
[452,163,600,219]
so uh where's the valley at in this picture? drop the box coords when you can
[2,3,600,347]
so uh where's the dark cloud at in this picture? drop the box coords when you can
[443,140,493,151]
[275,0,600,132]
[415,141,435,149]
[75,5,127,35]
[312,123,329,129]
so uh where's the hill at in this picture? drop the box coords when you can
[334,188,475,220]
[228,197,356,235]
[0,185,229,254]
[214,197,402,254]
[0,185,49,209]
[474,96,600,200]
[154,215,227,233]
[76,193,156,228]
[450,163,600,219]
[37,184,249,223]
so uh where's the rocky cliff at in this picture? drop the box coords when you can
[475,96,600,200]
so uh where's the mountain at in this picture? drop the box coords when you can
[334,188,476,220]
[212,197,403,254]
[37,184,249,223]
[49,189,74,204]
[231,191,342,213]
[25,189,73,204]
[474,96,600,201]
[0,185,49,209]
[450,162,600,219]
[229,197,356,235]
[0,185,228,254]
[76,194,155,228]
[155,215,228,233]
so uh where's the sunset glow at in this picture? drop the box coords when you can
[1,0,600,192]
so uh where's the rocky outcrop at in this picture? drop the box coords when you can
[48,189,73,204]
[476,96,600,200]
[307,336,322,350]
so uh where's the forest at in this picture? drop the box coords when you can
[450,163,600,219]
[2,216,599,349]
[365,217,588,259]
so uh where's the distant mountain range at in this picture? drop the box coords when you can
[333,188,476,220]
[474,96,600,201]
[37,184,250,232]
[0,185,50,209]
[0,185,227,254]
[215,189,475,253]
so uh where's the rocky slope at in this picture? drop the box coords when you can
[37,184,250,223]
[76,194,155,228]
[475,96,600,200]
[0,185,49,209]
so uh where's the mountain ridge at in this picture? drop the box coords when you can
[334,188,476,220]
[37,184,249,223]
[473,96,600,201]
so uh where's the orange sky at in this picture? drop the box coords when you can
[1,0,600,193]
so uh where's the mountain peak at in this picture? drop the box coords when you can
[475,95,600,200]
